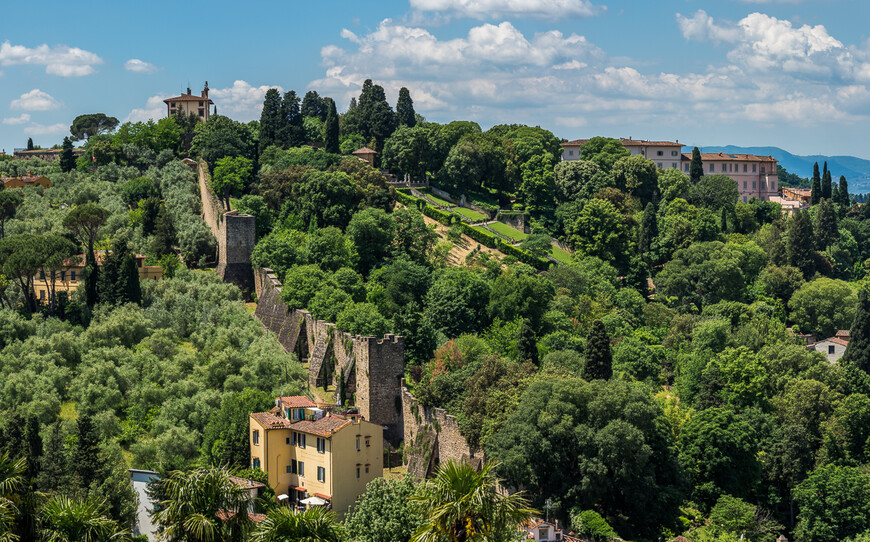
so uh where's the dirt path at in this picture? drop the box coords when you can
[420,213,504,266]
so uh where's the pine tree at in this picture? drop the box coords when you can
[584,320,612,380]
[814,198,839,250]
[324,98,340,154]
[843,287,870,373]
[396,87,416,128]
[839,175,850,207]
[37,422,68,492]
[516,319,538,365]
[638,202,657,258]
[59,137,75,173]
[23,416,42,480]
[689,147,704,184]
[71,415,101,490]
[259,88,283,152]
[822,169,832,200]
[788,210,816,278]
[811,162,821,205]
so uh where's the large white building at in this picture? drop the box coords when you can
[560,138,779,202]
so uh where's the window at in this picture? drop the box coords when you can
[291,459,297,474]
[39,271,45,280]
[709,164,714,172]
[356,438,360,451]
[743,164,747,173]
[252,430,259,445]
[672,150,678,156]
[317,438,326,453]
[252,458,260,468]
[568,150,574,156]
[71,271,76,282]
[40,290,46,300]
[286,465,292,473]
[753,181,757,189]
[657,150,664,156]
[317,466,326,482]
[286,437,291,445]
[298,462,304,476]
[743,196,748,202]
[829,345,836,355]
[298,434,306,448]
[722,164,726,172]
[60,271,66,281]
[761,166,766,174]
[292,433,297,446]
[365,466,369,474]
[657,162,663,168]
[672,163,677,169]
[199,101,204,107]
[199,109,205,117]
[356,468,360,479]
[752,164,757,173]
[365,439,370,447]
[743,181,747,189]
[540,528,549,540]
[684,163,689,172]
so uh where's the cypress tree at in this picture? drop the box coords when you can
[59,137,75,173]
[788,210,816,278]
[23,416,42,480]
[814,198,839,250]
[301,90,327,121]
[83,249,100,308]
[843,287,870,373]
[258,88,283,152]
[822,169,832,200]
[811,162,821,205]
[37,422,67,492]
[832,183,840,205]
[839,175,850,207]
[396,87,416,127]
[638,202,657,258]
[4,413,24,459]
[71,415,101,490]
[516,319,538,365]
[689,147,704,184]
[348,97,358,111]
[584,320,612,380]
[279,90,304,148]
[324,98,340,154]
[26,137,34,150]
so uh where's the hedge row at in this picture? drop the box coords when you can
[499,241,550,271]
[395,190,418,208]
[421,204,455,226]
[459,223,498,249]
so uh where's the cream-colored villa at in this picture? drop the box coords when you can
[164,82,213,121]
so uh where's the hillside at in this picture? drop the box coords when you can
[683,144,870,192]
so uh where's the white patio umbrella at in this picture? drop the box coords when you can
[300,496,328,506]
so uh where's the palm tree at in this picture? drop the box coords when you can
[152,467,253,542]
[0,452,25,542]
[410,460,538,542]
[249,507,344,542]
[39,495,129,542]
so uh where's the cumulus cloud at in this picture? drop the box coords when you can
[409,0,603,19]
[125,95,170,122]
[0,41,102,77]
[124,59,157,73]
[11,89,61,111]
[23,122,67,136]
[2,114,30,125]
[209,80,283,121]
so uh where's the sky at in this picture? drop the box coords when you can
[2,0,870,158]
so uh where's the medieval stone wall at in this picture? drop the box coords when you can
[496,211,530,234]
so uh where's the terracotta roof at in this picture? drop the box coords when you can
[278,396,317,409]
[164,94,214,104]
[561,138,680,147]
[313,492,331,500]
[290,485,307,491]
[822,337,849,347]
[837,330,850,337]
[680,152,776,162]
[352,146,377,155]
[216,510,267,523]
[251,412,292,430]
[229,476,266,490]
[290,415,352,437]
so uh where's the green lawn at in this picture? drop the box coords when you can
[426,194,455,207]
[454,207,488,222]
[550,245,574,264]
[472,225,498,237]
[488,222,528,242]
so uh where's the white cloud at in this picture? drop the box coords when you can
[125,95,170,122]
[0,41,102,77]
[24,122,67,136]
[209,80,283,121]
[2,114,30,125]
[124,59,157,73]
[553,60,587,70]
[677,10,741,43]
[409,0,602,19]
[10,89,61,111]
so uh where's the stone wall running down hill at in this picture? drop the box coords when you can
[197,159,256,295]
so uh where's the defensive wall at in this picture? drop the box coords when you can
[197,159,256,295]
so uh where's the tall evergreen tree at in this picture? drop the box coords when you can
[839,175,850,207]
[348,97,358,111]
[279,90,305,148]
[638,202,657,258]
[516,319,538,365]
[720,206,728,233]
[584,320,612,380]
[396,87,416,128]
[59,137,75,173]
[324,98,340,154]
[3,413,24,459]
[26,137,33,150]
[301,90,327,121]
[832,183,840,205]
[71,415,101,491]
[814,198,839,250]
[811,162,821,205]
[23,417,41,480]
[788,210,816,279]
[843,287,870,374]
[357,79,397,153]
[822,169,833,200]
[258,88,283,152]
[37,422,67,493]
[63,204,109,308]
[689,147,704,184]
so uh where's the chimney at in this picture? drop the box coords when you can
[202,81,209,98]
[187,87,191,95]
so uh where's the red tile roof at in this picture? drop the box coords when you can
[680,152,776,162]
[229,476,266,489]
[561,138,680,147]
[251,412,292,430]
[164,94,213,104]
[278,396,317,409]
[352,147,377,155]
[824,337,849,347]
[290,415,352,437]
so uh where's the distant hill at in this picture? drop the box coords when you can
[681,145,870,193]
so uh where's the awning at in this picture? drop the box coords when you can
[290,485,307,492]
[300,496,328,506]
[277,494,289,501]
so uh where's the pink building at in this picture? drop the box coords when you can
[680,152,778,202]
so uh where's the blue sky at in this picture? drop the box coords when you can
[2,0,870,159]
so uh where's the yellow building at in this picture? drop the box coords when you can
[249,396,383,515]
[33,252,163,303]
[164,82,214,121]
